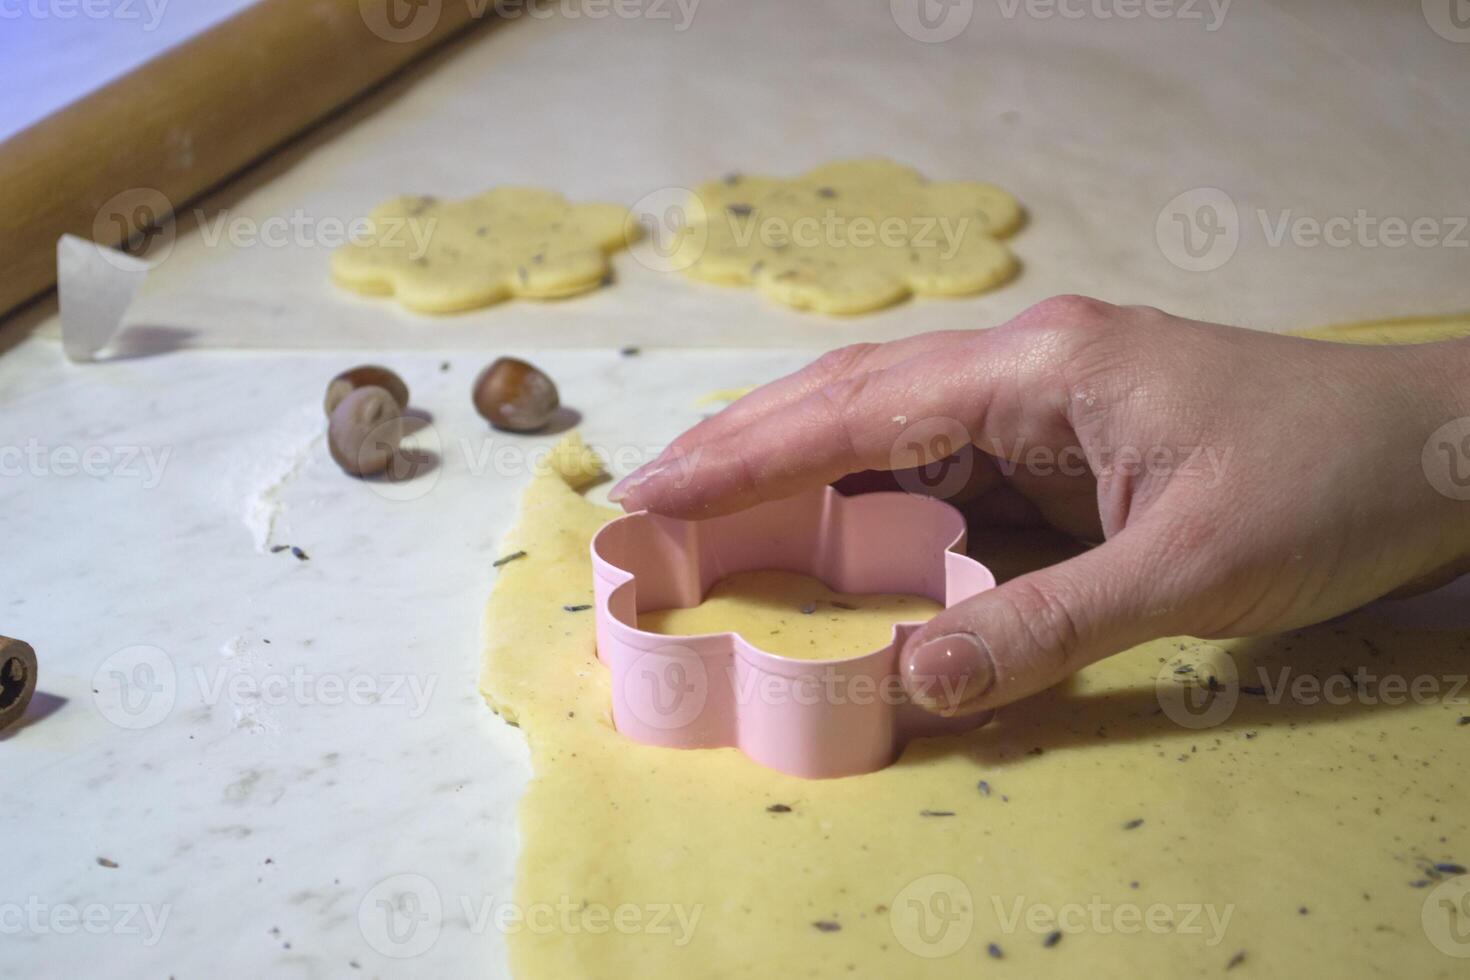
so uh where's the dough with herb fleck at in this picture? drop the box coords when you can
[331,189,630,313]
[678,158,1022,315]
[481,432,1468,979]
[640,569,939,661]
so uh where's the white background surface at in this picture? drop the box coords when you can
[4,0,1470,977]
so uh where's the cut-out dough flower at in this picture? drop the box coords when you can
[677,158,1022,315]
[331,188,630,313]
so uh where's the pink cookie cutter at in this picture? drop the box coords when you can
[590,486,996,778]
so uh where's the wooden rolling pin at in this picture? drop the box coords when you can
[0,0,496,318]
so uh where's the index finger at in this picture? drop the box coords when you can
[615,325,1077,517]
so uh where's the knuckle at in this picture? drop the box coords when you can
[1022,294,1116,330]
[1003,295,1123,365]
[811,342,882,380]
[998,577,1088,671]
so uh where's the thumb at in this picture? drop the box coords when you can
[902,527,1188,715]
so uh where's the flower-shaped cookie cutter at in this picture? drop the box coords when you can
[590,486,996,778]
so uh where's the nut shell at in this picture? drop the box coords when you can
[324,365,409,416]
[0,635,37,732]
[473,357,559,432]
[329,386,404,476]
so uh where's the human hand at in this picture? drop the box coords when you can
[610,296,1470,716]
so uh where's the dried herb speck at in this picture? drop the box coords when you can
[1435,862,1467,874]
[1123,818,1144,830]
[563,604,593,613]
[493,550,527,568]
[1043,930,1062,948]
[831,601,857,611]
[727,204,753,217]
[812,921,841,933]
[1226,951,1246,970]
[1240,685,1266,697]
[987,942,1003,959]
[620,346,640,357]
[800,602,817,615]
[270,545,289,554]
[1458,716,1470,725]
[920,809,955,817]
[97,857,118,869]
[977,780,991,797]
[766,803,792,813]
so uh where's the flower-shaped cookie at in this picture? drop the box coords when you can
[331,188,630,313]
[678,158,1022,315]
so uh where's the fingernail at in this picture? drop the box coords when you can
[906,632,995,713]
[609,461,667,503]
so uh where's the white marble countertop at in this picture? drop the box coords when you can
[0,335,807,977]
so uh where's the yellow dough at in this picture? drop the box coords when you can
[639,569,940,662]
[480,435,1470,979]
[678,158,1022,315]
[1294,313,1470,345]
[330,188,630,312]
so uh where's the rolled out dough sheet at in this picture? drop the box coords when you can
[480,447,1470,978]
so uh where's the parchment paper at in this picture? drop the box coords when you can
[55,0,1470,352]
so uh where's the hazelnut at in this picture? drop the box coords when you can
[0,635,37,733]
[324,365,409,416]
[329,386,404,476]
[473,357,559,432]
